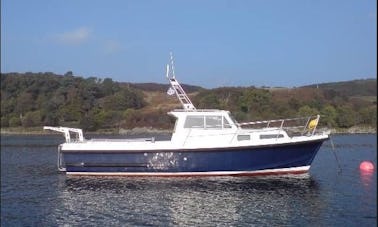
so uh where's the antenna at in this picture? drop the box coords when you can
[166,52,196,111]
[170,52,175,79]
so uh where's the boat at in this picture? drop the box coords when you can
[44,54,330,177]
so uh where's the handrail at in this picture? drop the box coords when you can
[43,126,84,143]
[180,115,322,145]
[90,138,156,143]
[237,115,321,136]
[237,116,310,127]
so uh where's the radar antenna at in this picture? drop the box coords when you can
[166,52,196,111]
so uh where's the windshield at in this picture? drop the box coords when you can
[228,113,239,125]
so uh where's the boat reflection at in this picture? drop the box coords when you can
[54,174,326,225]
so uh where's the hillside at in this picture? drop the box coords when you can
[302,79,377,97]
[1,72,376,133]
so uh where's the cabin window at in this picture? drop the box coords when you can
[223,117,232,128]
[260,134,284,139]
[237,135,250,141]
[205,116,222,129]
[184,115,233,129]
[228,114,238,125]
[184,116,204,128]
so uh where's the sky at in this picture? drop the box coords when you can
[1,0,377,88]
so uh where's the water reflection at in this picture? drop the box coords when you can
[51,175,325,226]
[360,170,374,187]
[359,169,377,222]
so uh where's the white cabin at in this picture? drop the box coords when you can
[166,108,304,149]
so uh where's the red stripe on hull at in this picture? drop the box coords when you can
[66,167,310,177]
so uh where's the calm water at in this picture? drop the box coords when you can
[1,134,376,226]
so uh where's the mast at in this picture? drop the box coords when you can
[166,52,196,111]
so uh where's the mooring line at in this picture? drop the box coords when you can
[330,135,342,174]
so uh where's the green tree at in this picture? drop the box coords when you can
[9,116,21,127]
[64,71,73,77]
[103,89,145,111]
[358,106,377,126]
[320,105,337,127]
[22,111,42,127]
[238,89,271,114]
[59,102,82,122]
[1,98,16,116]
[336,106,356,128]
[198,93,220,109]
[298,105,318,117]
[1,116,9,127]
[101,78,119,96]
[288,98,301,110]
[79,110,99,131]
[15,92,35,114]
[122,108,139,128]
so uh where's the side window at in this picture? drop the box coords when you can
[184,115,233,129]
[260,134,284,139]
[184,116,204,128]
[237,135,250,141]
[205,116,222,129]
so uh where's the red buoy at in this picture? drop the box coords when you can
[359,161,375,171]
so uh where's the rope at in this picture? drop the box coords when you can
[330,135,342,174]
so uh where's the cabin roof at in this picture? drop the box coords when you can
[169,109,230,115]
[170,109,228,112]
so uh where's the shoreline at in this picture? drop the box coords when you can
[1,126,376,136]
[0,127,174,136]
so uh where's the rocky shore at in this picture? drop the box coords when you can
[330,126,377,134]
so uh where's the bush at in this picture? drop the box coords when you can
[9,116,21,127]
[336,106,356,128]
[1,116,9,127]
[22,111,42,127]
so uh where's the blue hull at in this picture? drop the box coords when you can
[61,139,327,176]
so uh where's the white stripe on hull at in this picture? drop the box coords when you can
[66,166,311,177]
